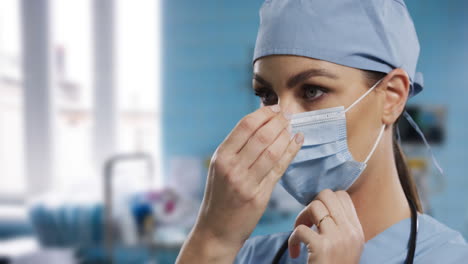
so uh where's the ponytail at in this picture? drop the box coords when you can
[393,118,423,213]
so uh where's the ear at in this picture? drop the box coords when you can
[380,68,410,125]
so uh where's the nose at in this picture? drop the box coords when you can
[277,95,308,115]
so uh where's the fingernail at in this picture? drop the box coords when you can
[290,133,295,141]
[295,132,304,144]
[270,104,280,113]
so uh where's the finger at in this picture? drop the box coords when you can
[288,225,321,259]
[258,132,304,195]
[247,127,291,184]
[237,110,290,168]
[316,189,347,227]
[295,200,335,234]
[222,105,280,154]
[336,191,361,229]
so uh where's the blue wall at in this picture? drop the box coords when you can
[161,0,264,173]
[162,0,468,238]
[406,0,468,237]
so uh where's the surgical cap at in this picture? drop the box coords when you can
[253,0,423,98]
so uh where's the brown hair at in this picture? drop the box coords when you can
[362,70,423,213]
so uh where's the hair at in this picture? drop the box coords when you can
[362,70,423,213]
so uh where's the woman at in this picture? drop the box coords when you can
[176,0,468,263]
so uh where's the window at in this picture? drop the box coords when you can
[0,0,25,198]
[51,0,94,191]
[116,0,162,187]
[0,0,162,200]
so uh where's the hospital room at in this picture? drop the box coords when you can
[0,0,467,263]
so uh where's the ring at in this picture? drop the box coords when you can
[317,214,331,228]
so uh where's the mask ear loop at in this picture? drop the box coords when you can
[364,124,386,164]
[344,78,384,113]
[342,77,385,163]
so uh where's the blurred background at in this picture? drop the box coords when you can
[0,0,467,263]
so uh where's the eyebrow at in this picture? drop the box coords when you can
[253,68,339,89]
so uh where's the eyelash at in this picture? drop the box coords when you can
[254,85,328,105]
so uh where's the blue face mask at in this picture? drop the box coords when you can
[280,78,386,206]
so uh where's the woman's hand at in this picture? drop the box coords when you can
[176,105,304,263]
[289,189,365,264]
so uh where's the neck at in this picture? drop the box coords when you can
[348,133,412,242]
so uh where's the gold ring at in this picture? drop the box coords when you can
[317,214,331,228]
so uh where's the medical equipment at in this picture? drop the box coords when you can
[103,152,154,262]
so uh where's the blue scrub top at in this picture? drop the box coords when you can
[235,214,468,263]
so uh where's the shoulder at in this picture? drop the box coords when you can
[415,214,468,263]
[234,231,292,264]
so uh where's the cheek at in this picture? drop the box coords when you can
[346,109,379,162]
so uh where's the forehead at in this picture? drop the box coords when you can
[253,55,362,81]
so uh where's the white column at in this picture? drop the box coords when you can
[92,0,117,170]
[21,0,53,196]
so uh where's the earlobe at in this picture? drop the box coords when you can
[381,69,410,125]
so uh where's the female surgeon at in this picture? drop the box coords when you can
[176,0,468,263]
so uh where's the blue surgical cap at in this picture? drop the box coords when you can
[253,0,423,98]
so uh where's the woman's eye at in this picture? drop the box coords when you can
[303,85,326,101]
[254,89,278,105]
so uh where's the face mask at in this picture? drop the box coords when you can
[280,78,386,206]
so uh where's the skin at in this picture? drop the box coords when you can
[176,55,411,263]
